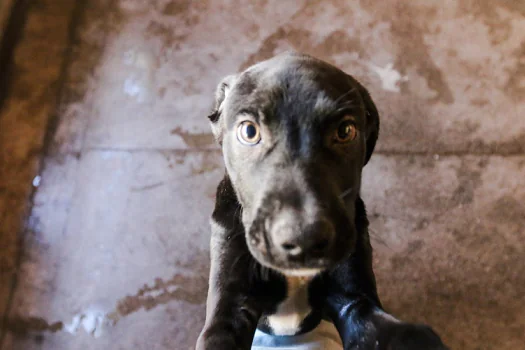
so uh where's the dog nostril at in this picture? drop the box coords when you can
[311,239,330,253]
[281,243,302,256]
[281,243,295,250]
[302,219,335,257]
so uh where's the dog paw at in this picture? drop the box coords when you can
[380,323,448,350]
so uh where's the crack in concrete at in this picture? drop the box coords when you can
[130,181,165,192]
[80,147,525,157]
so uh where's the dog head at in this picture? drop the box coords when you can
[208,52,379,276]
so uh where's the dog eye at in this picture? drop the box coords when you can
[237,121,261,145]
[334,119,357,143]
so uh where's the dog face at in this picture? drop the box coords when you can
[208,52,379,276]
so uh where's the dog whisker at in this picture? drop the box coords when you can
[248,259,262,284]
[336,97,358,107]
[260,265,270,281]
[368,228,393,251]
[231,205,243,232]
[339,187,354,199]
[262,229,273,262]
[231,251,250,271]
[333,87,357,106]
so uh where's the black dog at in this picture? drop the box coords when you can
[196,52,448,350]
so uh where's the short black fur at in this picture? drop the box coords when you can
[197,52,448,350]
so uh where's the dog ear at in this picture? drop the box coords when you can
[356,82,380,165]
[208,75,237,145]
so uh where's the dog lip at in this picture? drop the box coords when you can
[251,251,333,275]
[280,268,323,277]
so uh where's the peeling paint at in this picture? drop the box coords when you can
[32,175,41,187]
[368,62,408,92]
[191,163,220,175]
[63,309,106,338]
[170,127,215,148]
[4,274,206,339]
[121,49,157,103]
[108,273,207,324]
[5,316,64,335]
[6,311,107,339]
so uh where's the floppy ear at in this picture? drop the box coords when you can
[208,75,237,145]
[355,82,380,165]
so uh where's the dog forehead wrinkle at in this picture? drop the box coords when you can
[234,71,258,95]
[227,89,280,129]
[232,57,362,134]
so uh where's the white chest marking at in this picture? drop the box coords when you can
[267,276,312,336]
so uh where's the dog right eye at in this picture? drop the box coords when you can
[237,121,261,145]
[334,118,357,143]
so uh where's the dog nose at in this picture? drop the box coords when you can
[277,220,335,258]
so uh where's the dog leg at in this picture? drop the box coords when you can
[325,293,448,350]
[196,220,262,349]
[319,196,448,349]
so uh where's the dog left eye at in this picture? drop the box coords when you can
[334,119,357,143]
[237,121,261,145]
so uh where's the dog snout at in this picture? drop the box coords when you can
[271,213,335,260]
